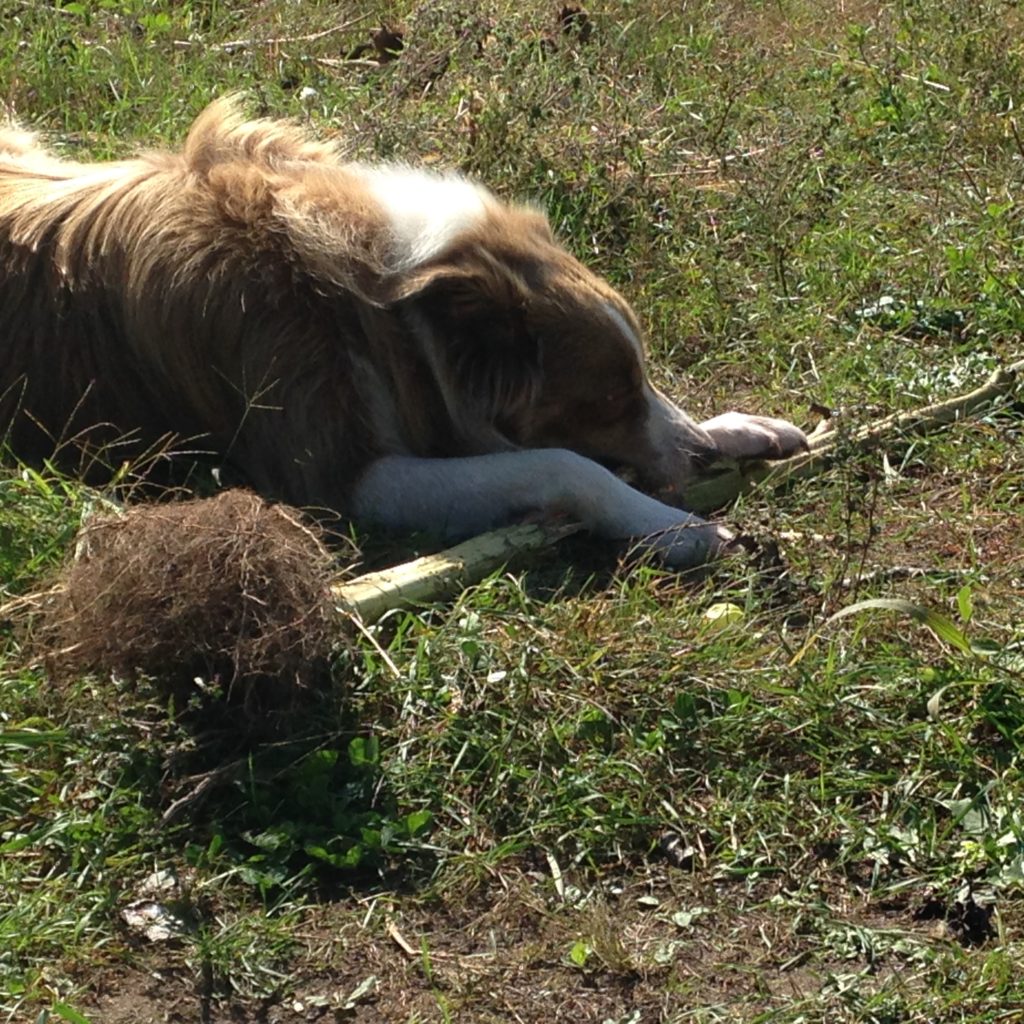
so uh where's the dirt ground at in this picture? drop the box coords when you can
[77,866,998,1024]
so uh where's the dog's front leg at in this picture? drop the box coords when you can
[352,451,731,568]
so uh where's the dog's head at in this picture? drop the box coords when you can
[389,203,718,499]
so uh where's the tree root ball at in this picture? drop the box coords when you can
[35,490,346,720]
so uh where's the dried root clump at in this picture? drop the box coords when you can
[35,490,345,719]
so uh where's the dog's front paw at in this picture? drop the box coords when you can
[700,411,809,461]
[645,519,735,569]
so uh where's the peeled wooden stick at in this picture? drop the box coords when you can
[334,359,1023,622]
[333,520,583,622]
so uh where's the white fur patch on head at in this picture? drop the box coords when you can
[602,301,644,362]
[350,164,492,270]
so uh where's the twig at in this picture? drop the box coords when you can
[293,55,384,71]
[348,614,404,679]
[385,919,458,962]
[386,920,418,958]
[804,47,951,92]
[1008,118,1024,165]
[160,759,246,826]
[172,14,370,53]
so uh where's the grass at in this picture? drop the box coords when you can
[2,0,1023,1020]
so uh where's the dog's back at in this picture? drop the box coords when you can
[0,102,395,502]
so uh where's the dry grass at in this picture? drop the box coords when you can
[29,490,343,727]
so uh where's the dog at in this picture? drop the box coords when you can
[0,98,807,567]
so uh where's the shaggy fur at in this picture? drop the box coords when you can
[0,99,807,567]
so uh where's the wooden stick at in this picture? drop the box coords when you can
[172,14,369,53]
[333,360,1023,622]
[333,521,583,623]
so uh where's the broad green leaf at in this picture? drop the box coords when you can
[568,939,591,967]
[348,735,380,767]
[405,809,434,838]
[956,585,974,623]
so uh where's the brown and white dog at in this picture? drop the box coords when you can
[0,99,806,567]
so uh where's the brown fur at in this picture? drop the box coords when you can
[2,102,389,500]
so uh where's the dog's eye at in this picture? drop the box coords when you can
[578,388,640,424]
[603,389,637,411]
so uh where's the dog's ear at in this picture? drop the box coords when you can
[381,261,477,305]
[394,263,542,438]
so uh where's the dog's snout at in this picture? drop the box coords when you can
[687,439,720,470]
